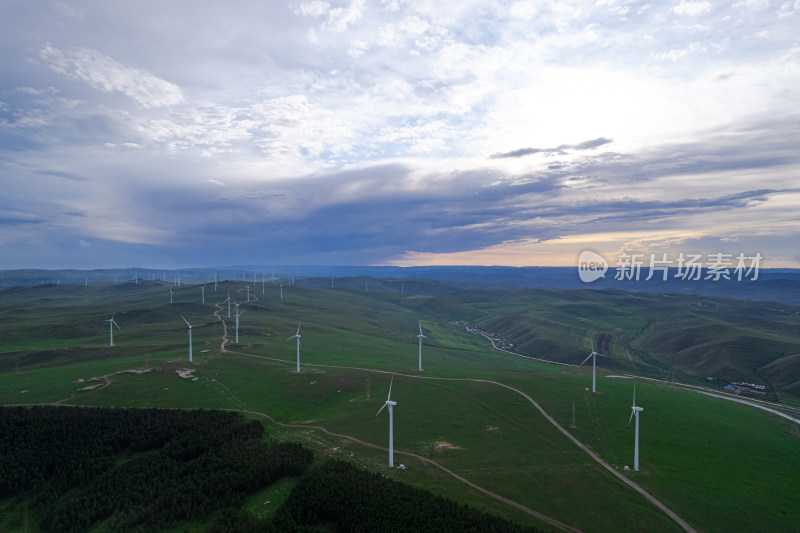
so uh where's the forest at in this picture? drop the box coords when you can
[1,406,543,532]
[270,460,543,532]
[0,406,312,532]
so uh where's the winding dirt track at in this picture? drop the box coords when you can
[226,407,582,533]
[212,306,697,533]
[9,303,694,532]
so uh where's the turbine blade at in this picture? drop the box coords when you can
[633,384,636,407]
[418,321,423,335]
[580,352,593,366]
[296,322,302,335]
[629,407,635,425]
[376,402,387,416]
[180,315,191,327]
[387,375,394,401]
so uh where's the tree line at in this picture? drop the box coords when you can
[0,406,311,532]
[270,460,544,532]
[1,406,543,532]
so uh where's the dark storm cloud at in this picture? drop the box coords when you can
[489,137,613,159]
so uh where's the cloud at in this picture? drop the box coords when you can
[654,42,708,62]
[0,1,798,268]
[672,1,712,16]
[489,137,613,159]
[38,44,184,108]
[0,210,45,226]
[300,1,330,17]
[322,0,365,32]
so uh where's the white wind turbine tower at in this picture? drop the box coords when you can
[280,284,284,299]
[580,342,601,393]
[214,273,218,292]
[629,385,644,471]
[169,289,174,304]
[200,285,205,304]
[376,375,397,467]
[180,315,204,363]
[234,302,244,344]
[288,322,302,372]
[246,285,250,302]
[417,321,426,372]
[105,313,120,347]
[223,292,231,317]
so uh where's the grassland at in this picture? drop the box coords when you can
[1,280,798,532]
[435,288,800,401]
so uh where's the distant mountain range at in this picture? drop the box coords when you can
[3,266,799,305]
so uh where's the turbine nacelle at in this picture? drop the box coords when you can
[376,375,395,415]
[287,322,302,341]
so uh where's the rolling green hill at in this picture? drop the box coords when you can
[433,289,800,402]
[1,280,798,532]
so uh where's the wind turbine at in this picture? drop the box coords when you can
[376,375,397,467]
[169,289,174,304]
[223,292,231,317]
[180,315,204,363]
[580,342,601,393]
[288,322,302,372]
[234,302,244,344]
[200,285,205,304]
[629,385,644,471]
[105,313,120,347]
[246,285,250,302]
[280,284,283,299]
[417,321,426,372]
[214,273,218,292]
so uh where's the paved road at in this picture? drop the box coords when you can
[607,374,800,424]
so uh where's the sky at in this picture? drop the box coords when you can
[1,0,799,269]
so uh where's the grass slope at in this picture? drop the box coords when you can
[1,281,798,532]
[434,289,800,401]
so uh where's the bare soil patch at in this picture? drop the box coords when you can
[176,369,199,381]
[434,441,461,452]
